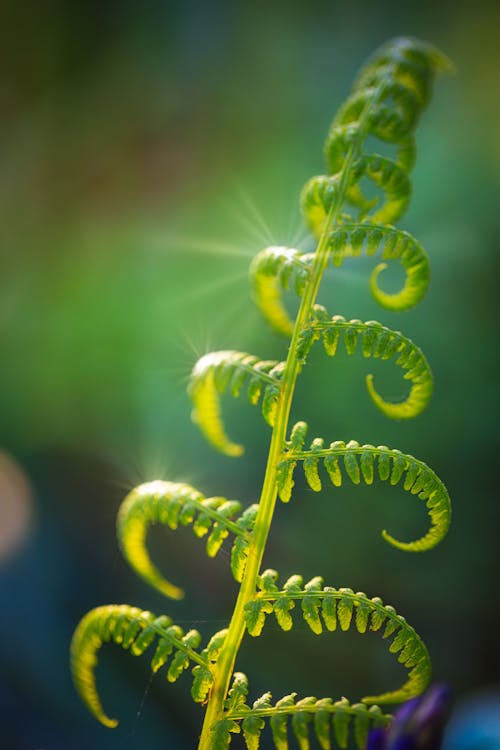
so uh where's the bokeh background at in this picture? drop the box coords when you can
[1,1,499,748]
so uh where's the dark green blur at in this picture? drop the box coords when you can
[1,2,499,748]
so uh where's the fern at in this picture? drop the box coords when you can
[328,223,430,311]
[117,480,259,598]
[71,37,452,749]
[250,247,315,335]
[276,424,450,551]
[70,604,212,727]
[245,571,431,704]
[298,304,433,419]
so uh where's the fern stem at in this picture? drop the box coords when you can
[227,702,392,722]
[148,621,209,669]
[197,84,385,750]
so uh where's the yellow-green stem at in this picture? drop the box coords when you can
[197,81,383,750]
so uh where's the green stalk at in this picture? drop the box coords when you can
[197,82,383,750]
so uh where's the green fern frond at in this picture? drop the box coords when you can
[117,480,258,599]
[230,503,260,582]
[296,306,433,420]
[70,604,209,728]
[70,37,452,749]
[224,673,391,750]
[250,246,314,335]
[225,670,251,711]
[192,627,229,704]
[210,718,242,750]
[277,429,450,551]
[328,223,429,311]
[301,38,449,238]
[245,572,431,704]
[189,350,284,456]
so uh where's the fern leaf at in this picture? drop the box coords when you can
[231,503,259,582]
[302,576,325,634]
[247,577,431,704]
[191,664,214,704]
[257,568,280,593]
[211,718,241,750]
[337,588,355,631]
[282,437,450,551]
[322,587,338,632]
[314,698,333,750]
[276,457,297,504]
[289,420,309,451]
[242,714,266,750]
[250,245,315,335]
[226,689,391,750]
[189,350,284,456]
[328,223,429,311]
[226,671,250,711]
[192,628,229,704]
[70,605,209,727]
[272,574,305,633]
[302,308,433,419]
[117,480,256,599]
[333,698,351,748]
[271,693,298,750]
[242,692,273,750]
[293,696,317,750]
[244,599,274,637]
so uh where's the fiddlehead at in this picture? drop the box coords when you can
[251,38,451,339]
[70,37,452,750]
[303,37,451,235]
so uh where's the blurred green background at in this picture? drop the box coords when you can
[1,1,499,748]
